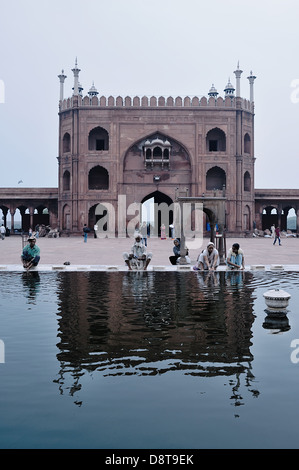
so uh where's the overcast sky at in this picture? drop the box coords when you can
[0,0,299,189]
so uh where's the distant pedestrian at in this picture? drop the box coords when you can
[0,224,6,240]
[160,224,166,240]
[141,221,148,246]
[270,224,275,238]
[83,224,90,242]
[169,224,175,239]
[94,223,98,238]
[273,226,281,246]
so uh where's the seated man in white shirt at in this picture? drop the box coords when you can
[123,233,153,271]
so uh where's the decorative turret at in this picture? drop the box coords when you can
[234,62,243,97]
[71,58,81,96]
[88,82,99,97]
[224,78,235,97]
[208,84,219,98]
[247,71,256,103]
[58,69,67,101]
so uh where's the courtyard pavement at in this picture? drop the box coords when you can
[0,233,298,271]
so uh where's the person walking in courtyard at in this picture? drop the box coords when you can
[21,236,40,270]
[0,224,6,240]
[273,226,281,245]
[123,233,152,270]
[141,221,148,246]
[226,243,245,270]
[83,224,90,242]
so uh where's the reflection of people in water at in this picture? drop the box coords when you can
[199,270,220,287]
[225,270,244,287]
[22,271,41,303]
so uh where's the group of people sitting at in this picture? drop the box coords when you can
[192,241,245,271]
[170,238,245,271]
[20,232,245,272]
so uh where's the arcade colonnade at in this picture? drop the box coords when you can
[255,189,299,233]
[0,188,58,233]
[1,187,299,236]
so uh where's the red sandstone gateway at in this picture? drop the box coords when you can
[1,62,298,236]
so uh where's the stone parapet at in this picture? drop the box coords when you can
[59,94,253,113]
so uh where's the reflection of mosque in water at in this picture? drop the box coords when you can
[55,271,259,405]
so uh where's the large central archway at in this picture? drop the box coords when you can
[141,191,174,237]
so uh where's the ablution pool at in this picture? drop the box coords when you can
[0,269,299,449]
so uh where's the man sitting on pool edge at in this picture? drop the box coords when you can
[226,243,245,270]
[21,236,41,270]
[123,233,152,270]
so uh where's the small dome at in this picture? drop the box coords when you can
[224,78,235,95]
[151,138,164,145]
[208,84,218,96]
[88,82,99,96]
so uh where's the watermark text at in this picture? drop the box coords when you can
[290,79,299,103]
[94,196,204,249]
[290,339,299,363]
[0,80,4,104]
[0,340,4,363]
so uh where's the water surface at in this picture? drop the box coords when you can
[0,270,298,449]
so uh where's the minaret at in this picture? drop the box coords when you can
[72,58,81,96]
[58,69,67,101]
[234,62,243,97]
[247,71,256,103]
[208,84,219,98]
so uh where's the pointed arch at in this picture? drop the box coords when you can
[206,166,226,190]
[88,166,109,190]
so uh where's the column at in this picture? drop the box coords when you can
[58,69,67,101]
[236,156,243,230]
[247,71,256,104]
[234,62,243,98]
[10,209,15,233]
[72,59,81,96]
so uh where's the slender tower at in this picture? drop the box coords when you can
[72,58,81,96]
[234,61,243,97]
[58,69,67,101]
[247,71,256,103]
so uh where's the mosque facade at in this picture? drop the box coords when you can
[57,61,256,237]
[1,62,299,236]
